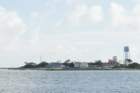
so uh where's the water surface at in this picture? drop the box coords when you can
[0,70,140,93]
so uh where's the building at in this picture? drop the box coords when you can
[108,56,119,65]
[74,62,88,68]
[74,62,81,68]
[80,63,89,68]
[108,59,119,66]
[47,63,64,68]
[102,63,114,69]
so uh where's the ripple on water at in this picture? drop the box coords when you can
[0,70,139,93]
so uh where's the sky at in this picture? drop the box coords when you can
[0,0,140,67]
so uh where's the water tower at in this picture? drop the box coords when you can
[124,46,130,65]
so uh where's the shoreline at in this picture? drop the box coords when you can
[5,67,140,71]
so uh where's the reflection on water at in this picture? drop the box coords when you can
[0,70,140,93]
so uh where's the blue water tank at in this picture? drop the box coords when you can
[124,46,129,52]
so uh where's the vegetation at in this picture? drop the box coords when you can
[93,60,103,66]
[63,59,74,68]
[128,63,140,69]
[36,61,48,68]
[20,59,140,70]
[21,62,36,68]
[21,61,48,68]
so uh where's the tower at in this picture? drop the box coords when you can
[124,46,131,65]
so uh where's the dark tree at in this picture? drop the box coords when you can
[22,62,37,68]
[63,59,71,68]
[69,62,74,68]
[128,63,140,69]
[126,59,133,63]
[36,61,48,68]
[94,60,103,66]
[64,59,71,63]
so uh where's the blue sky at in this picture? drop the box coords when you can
[0,0,140,67]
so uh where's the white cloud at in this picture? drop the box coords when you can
[0,6,26,50]
[65,4,103,25]
[133,4,140,21]
[110,2,140,31]
[88,6,103,22]
[30,11,40,18]
[111,2,127,27]
[66,4,87,25]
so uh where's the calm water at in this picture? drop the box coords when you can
[0,70,140,93]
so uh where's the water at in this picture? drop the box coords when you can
[0,70,140,93]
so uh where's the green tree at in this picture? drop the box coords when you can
[36,61,48,68]
[94,60,103,66]
[128,63,140,69]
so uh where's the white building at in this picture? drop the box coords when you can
[80,63,88,68]
[74,62,80,68]
[74,62,88,68]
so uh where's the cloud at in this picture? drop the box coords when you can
[30,11,40,18]
[0,6,26,50]
[111,2,140,31]
[88,6,103,22]
[111,2,126,27]
[65,4,103,25]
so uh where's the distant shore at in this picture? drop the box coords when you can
[5,67,140,71]
[4,60,140,71]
